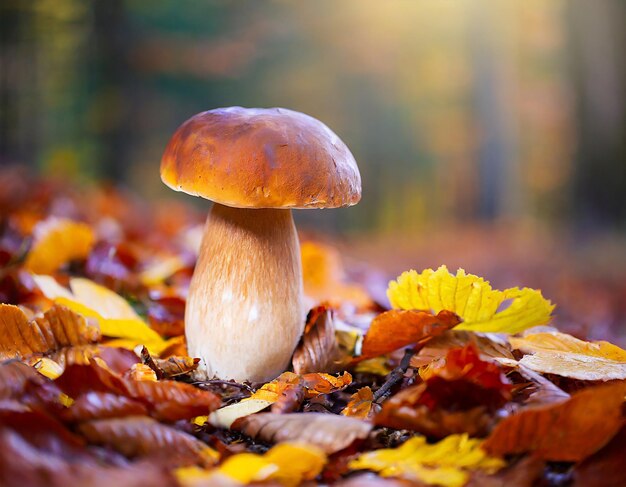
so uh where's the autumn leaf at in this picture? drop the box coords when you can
[292,306,342,374]
[483,381,626,461]
[376,345,511,438]
[32,275,166,351]
[0,360,47,400]
[209,399,273,429]
[62,392,148,422]
[24,217,95,274]
[249,371,352,403]
[141,346,199,379]
[78,416,218,467]
[360,309,461,359]
[127,363,158,381]
[509,331,626,380]
[349,434,504,487]
[388,266,554,334]
[341,386,375,420]
[233,412,373,454]
[0,304,100,360]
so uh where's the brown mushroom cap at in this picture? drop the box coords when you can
[160,107,361,209]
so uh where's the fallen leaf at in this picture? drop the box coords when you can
[24,218,95,274]
[209,399,272,429]
[0,304,100,360]
[141,346,199,379]
[341,386,375,420]
[233,412,373,454]
[292,306,341,374]
[128,363,158,381]
[377,345,511,438]
[361,309,461,359]
[574,425,626,487]
[31,357,64,379]
[78,416,217,467]
[349,434,504,487]
[509,331,626,380]
[62,392,148,422]
[0,360,47,400]
[249,371,352,403]
[217,442,326,487]
[483,381,626,461]
[388,266,554,334]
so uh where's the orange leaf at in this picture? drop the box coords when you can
[361,309,461,359]
[483,381,626,461]
[341,386,375,420]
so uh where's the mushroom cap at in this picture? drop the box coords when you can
[160,107,361,209]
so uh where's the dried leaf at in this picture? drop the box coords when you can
[0,304,100,360]
[377,345,511,438]
[128,363,158,382]
[483,381,626,461]
[0,360,47,400]
[361,309,461,359]
[349,434,505,487]
[341,386,375,420]
[62,392,148,422]
[141,346,199,379]
[234,413,372,454]
[78,416,216,467]
[24,218,95,274]
[292,306,341,374]
[31,357,63,379]
[388,266,554,334]
[574,425,626,487]
[249,371,352,403]
[209,399,272,429]
[509,331,626,380]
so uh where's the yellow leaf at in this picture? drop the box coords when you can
[32,357,63,380]
[33,275,165,348]
[349,434,504,487]
[387,266,554,334]
[218,443,326,487]
[509,331,626,381]
[24,218,95,274]
[209,399,272,429]
[192,416,208,427]
[341,386,374,419]
[354,357,392,376]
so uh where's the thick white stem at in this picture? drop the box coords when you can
[186,203,304,382]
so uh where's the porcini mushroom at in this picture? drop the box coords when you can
[161,107,361,382]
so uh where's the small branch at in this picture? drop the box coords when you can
[194,379,254,393]
[373,347,415,403]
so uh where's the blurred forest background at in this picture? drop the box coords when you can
[1,1,625,342]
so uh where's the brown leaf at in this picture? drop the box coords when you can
[233,412,373,454]
[55,362,129,398]
[376,345,512,438]
[483,381,626,461]
[124,378,221,421]
[78,416,216,467]
[574,425,626,487]
[361,309,461,359]
[62,392,148,422]
[0,304,100,360]
[341,386,375,420]
[292,306,341,374]
[141,346,199,379]
[0,360,47,400]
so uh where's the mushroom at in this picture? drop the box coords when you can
[160,107,361,382]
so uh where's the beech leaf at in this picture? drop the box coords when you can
[233,412,372,454]
[388,266,554,334]
[349,434,504,487]
[483,381,626,461]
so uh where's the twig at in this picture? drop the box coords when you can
[373,347,415,403]
[194,379,254,393]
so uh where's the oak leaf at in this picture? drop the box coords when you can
[24,218,95,274]
[0,304,100,360]
[349,434,504,487]
[388,266,554,334]
[483,381,626,461]
[361,309,461,359]
[233,412,373,454]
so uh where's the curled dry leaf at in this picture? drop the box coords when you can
[0,304,100,360]
[249,371,352,403]
[388,265,554,334]
[360,309,461,360]
[24,217,95,274]
[377,345,511,438]
[349,434,504,487]
[141,346,199,379]
[509,331,626,381]
[341,386,375,420]
[483,381,626,461]
[78,416,217,467]
[62,392,148,422]
[128,363,158,382]
[292,306,342,374]
[233,412,373,454]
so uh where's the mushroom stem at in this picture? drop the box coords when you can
[186,203,304,382]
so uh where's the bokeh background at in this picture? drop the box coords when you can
[1,1,625,341]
